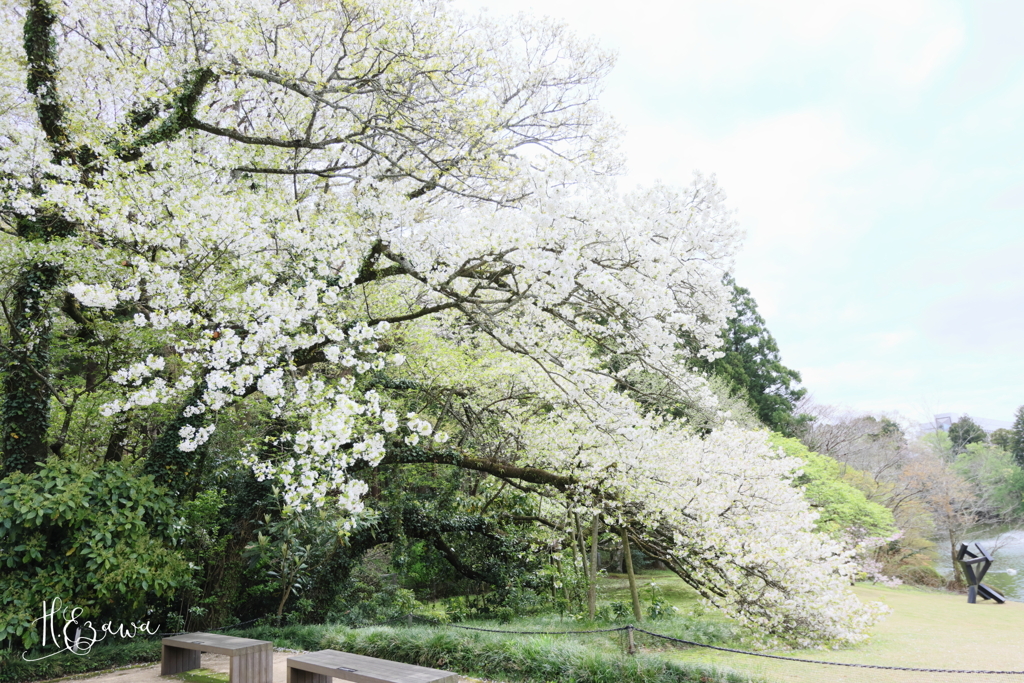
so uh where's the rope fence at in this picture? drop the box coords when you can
[153,617,263,637]
[446,621,1024,682]
[145,614,1024,681]
[448,623,629,635]
[631,626,1024,675]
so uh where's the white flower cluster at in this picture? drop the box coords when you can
[404,413,434,445]
[177,424,217,452]
[66,283,119,309]
[112,355,166,386]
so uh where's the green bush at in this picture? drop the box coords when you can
[0,459,188,649]
[328,579,421,626]
[597,601,633,621]
[893,564,945,588]
[0,638,161,683]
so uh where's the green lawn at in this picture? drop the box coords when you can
[448,571,1024,681]
[598,570,706,612]
[617,573,1024,682]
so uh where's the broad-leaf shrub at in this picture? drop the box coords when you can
[0,460,187,649]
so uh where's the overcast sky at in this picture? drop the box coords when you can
[453,0,1024,425]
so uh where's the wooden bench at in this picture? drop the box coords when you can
[161,632,273,683]
[286,649,458,683]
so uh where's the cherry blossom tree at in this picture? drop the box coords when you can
[1,0,884,645]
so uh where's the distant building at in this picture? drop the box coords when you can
[926,413,1012,434]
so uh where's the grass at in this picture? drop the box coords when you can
[598,570,706,610]
[667,583,1024,682]
[233,622,756,683]
[175,670,230,683]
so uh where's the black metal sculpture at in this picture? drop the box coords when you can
[956,542,1006,604]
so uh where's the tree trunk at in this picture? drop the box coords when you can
[588,515,599,619]
[620,527,643,622]
[949,528,966,588]
[573,513,587,561]
[276,582,291,626]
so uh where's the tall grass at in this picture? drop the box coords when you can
[238,623,759,683]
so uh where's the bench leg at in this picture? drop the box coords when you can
[287,665,332,683]
[231,648,274,683]
[161,645,201,675]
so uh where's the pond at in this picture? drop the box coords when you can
[935,524,1024,601]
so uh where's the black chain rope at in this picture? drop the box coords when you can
[449,624,629,635]
[628,627,1024,675]
[438,621,1024,675]
[145,615,1024,674]
[154,617,262,637]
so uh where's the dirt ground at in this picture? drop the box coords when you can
[47,650,486,683]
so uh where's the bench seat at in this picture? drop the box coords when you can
[286,649,458,683]
[161,632,272,683]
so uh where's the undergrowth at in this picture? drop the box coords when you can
[0,638,160,683]
[238,623,757,683]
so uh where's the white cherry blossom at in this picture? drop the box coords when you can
[0,0,882,645]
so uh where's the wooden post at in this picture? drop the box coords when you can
[620,527,643,623]
[626,625,636,655]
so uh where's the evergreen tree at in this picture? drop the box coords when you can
[991,428,1014,452]
[708,279,807,435]
[948,415,986,455]
[1012,406,1024,467]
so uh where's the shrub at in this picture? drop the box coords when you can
[0,639,161,683]
[0,460,188,650]
[894,564,945,588]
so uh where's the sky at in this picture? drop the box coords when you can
[453,0,1024,425]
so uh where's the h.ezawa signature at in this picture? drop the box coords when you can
[23,598,160,661]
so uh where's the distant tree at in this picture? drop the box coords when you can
[800,407,908,475]
[952,442,1024,517]
[708,279,808,435]
[991,428,1015,452]
[948,415,987,455]
[1012,406,1024,467]
[905,444,985,588]
[770,435,895,538]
